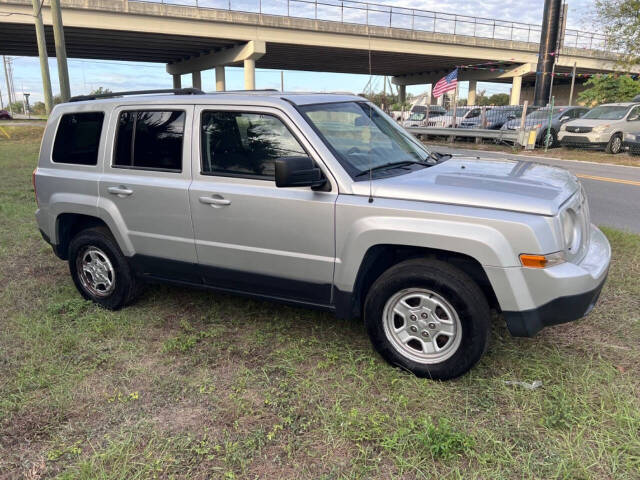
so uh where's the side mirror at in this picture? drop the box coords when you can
[275,156,326,189]
[560,116,570,122]
[628,115,640,122]
[507,114,516,120]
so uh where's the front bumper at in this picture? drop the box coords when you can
[490,225,611,337]
[558,130,610,148]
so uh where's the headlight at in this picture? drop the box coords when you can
[560,124,567,131]
[561,208,581,253]
[593,124,610,133]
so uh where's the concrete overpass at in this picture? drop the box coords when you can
[0,0,634,105]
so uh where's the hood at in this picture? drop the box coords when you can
[352,156,579,216]
[565,118,621,127]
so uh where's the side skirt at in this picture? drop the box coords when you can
[128,254,337,312]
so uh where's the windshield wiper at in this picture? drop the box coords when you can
[355,160,429,178]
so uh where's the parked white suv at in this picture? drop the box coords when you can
[558,102,640,153]
[34,89,610,380]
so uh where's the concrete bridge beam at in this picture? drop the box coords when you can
[166,40,266,76]
[172,74,181,89]
[192,70,202,90]
[215,65,226,91]
[467,80,477,105]
[392,63,536,87]
[510,75,523,105]
[244,58,255,90]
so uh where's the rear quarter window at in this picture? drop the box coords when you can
[52,112,105,165]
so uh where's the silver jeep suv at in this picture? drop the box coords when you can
[34,89,611,380]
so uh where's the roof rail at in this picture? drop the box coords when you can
[68,88,204,102]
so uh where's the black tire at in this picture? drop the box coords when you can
[542,129,558,148]
[605,133,623,154]
[68,227,140,310]
[364,258,490,380]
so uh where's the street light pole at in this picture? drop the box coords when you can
[31,0,54,113]
[3,56,13,116]
[50,0,71,101]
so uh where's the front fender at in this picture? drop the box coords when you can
[334,196,555,294]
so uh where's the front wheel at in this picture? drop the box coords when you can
[605,134,623,154]
[364,258,490,380]
[68,227,140,310]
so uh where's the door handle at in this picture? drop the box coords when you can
[108,185,133,197]
[199,195,231,207]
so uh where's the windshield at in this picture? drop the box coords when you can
[446,107,471,117]
[408,113,426,121]
[301,101,432,177]
[526,108,563,120]
[583,105,631,120]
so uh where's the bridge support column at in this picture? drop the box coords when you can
[192,71,202,90]
[398,85,406,105]
[510,76,522,105]
[31,0,53,114]
[172,74,181,89]
[167,41,265,92]
[244,59,255,90]
[215,66,226,91]
[467,80,477,106]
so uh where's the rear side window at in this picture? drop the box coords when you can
[114,110,185,172]
[52,112,104,165]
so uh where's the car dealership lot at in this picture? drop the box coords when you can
[1,130,639,479]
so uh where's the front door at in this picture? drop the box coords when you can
[99,106,198,281]
[188,106,337,305]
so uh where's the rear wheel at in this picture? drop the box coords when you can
[364,258,490,380]
[68,227,140,310]
[605,133,623,154]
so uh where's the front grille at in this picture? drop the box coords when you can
[566,126,592,133]
[561,136,592,144]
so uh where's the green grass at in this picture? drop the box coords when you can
[1,132,639,479]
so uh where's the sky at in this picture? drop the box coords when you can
[1,0,596,107]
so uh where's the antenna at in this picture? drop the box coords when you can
[367,28,374,204]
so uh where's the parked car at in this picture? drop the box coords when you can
[427,107,481,128]
[34,90,610,380]
[0,109,12,120]
[558,102,640,153]
[624,132,640,155]
[502,106,590,147]
[460,106,524,130]
[401,105,446,128]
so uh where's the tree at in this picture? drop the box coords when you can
[32,101,47,115]
[89,87,112,96]
[578,75,640,106]
[488,93,510,106]
[594,0,640,67]
[9,101,24,114]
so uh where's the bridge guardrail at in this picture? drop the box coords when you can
[134,0,607,51]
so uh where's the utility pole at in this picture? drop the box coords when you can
[32,0,54,113]
[533,0,562,106]
[3,56,14,116]
[50,0,71,101]
[280,71,284,92]
[0,84,4,110]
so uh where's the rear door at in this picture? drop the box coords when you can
[99,106,198,281]
[188,105,337,305]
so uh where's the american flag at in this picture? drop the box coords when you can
[432,69,458,98]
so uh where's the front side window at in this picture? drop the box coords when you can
[52,112,104,165]
[200,111,306,179]
[114,110,185,172]
[301,101,432,177]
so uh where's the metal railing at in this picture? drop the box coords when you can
[133,0,608,51]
